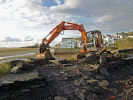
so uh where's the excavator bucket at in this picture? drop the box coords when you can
[37,49,55,60]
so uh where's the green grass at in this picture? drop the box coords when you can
[66,55,77,61]
[0,55,36,77]
[54,48,80,51]
[0,48,38,54]
[114,38,133,49]
[0,62,14,77]
[105,46,117,51]
[54,48,80,55]
[0,47,38,77]
[127,38,133,42]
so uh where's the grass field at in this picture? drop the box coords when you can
[54,48,80,50]
[54,48,80,55]
[114,38,133,49]
[0,48,38,57]
[0,62,14,77]
[0,48,38,54]
[104,38,133,52]
[0,48,38,77]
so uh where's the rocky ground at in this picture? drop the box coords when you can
[0,54,133,100]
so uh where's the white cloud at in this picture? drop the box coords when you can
[0,0,133,47]
[54,0,61,5]
[48,0,133,33]
[93,15,113,23]
[24,36,34,41]
[49,0,80,11]
[1,36,21,42]
[0,0,73,46]
[115,0,122,3]
[0,41,36,48]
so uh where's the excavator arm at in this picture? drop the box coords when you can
[41,21,87,52]
[37,21,103,60]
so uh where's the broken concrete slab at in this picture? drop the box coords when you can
[74,87,86,100]
[0,77,46,98]
[86,79,99,84]
[3,50,133,100]
[89,64,99,69]
[97,65,110,76]
[119,49,133,53]
[88,86,108,94]
[10,60,25,66]
[86,92,99,100]
[81,54,100,63]
[95,75,105,80]
[104,57,133,69]
[58,59,73,64]
[22,63,35,70]
[77,54,86,59]
[78,69,93,77]
[1,81,14,86]
[106,60,125,68]
[100,67,109,76]
[126,53,133,58]
[11,66,22,74]
[54,96,67,100]
[74,78,86,86]
[98,80,109,87]
[62,74,83,81]
[99,55,107,65]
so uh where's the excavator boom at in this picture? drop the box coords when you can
[37,21,103,60]
[42,21,87,52]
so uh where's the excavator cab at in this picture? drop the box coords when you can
[87,30,103,51]
[80,30,103,52]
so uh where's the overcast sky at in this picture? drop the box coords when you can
[0,0,133,47]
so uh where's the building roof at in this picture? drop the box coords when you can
[62,38,75,39]
[62,38,76,42]
[106,35,113,37]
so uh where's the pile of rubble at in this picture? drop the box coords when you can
[0,49,133,100]
[0,59,110,100]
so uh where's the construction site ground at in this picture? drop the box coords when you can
[0,53,133,100]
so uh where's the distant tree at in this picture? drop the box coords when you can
[34,43,40,48]
[120,32,125,35]
[75,36,82,41]
[116,31,133,36]
[125,31,133,36]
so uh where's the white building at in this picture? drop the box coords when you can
[102,34,115,47]
[60,38,81,48]
[127,36,133,38]
[111,33,118,39]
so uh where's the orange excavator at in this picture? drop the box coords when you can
[37,21,103,60]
